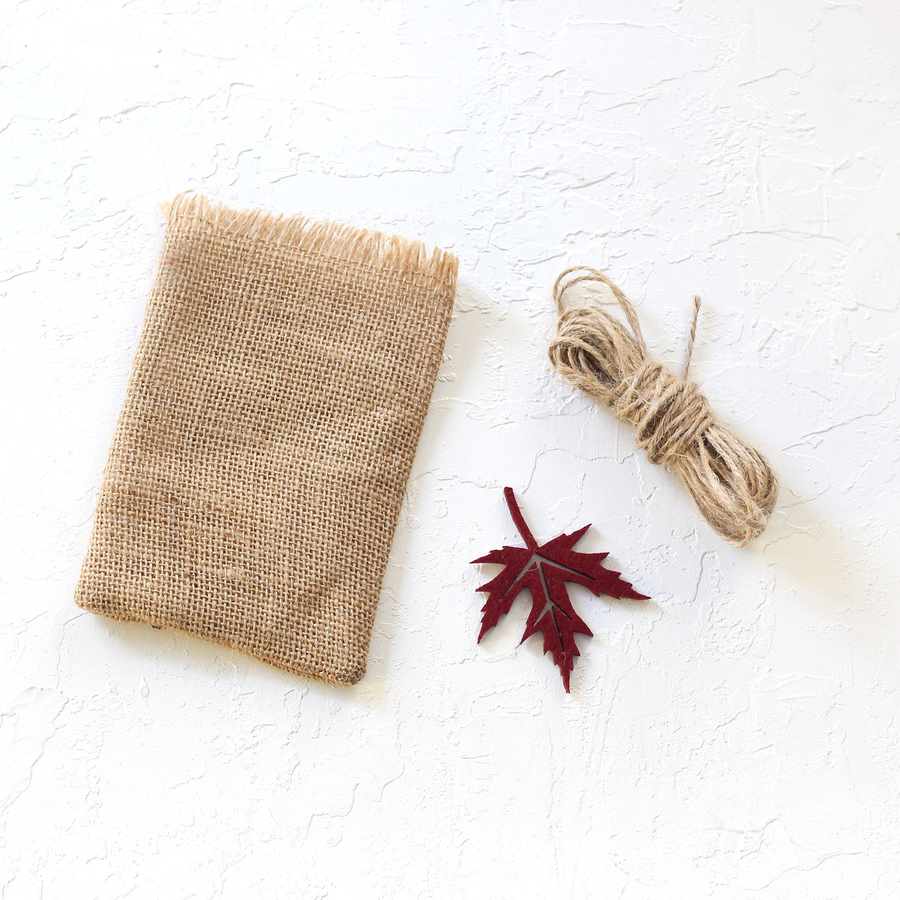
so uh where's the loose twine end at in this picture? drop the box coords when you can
[549,266,778,547]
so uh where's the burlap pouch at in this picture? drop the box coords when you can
[76,194,457,685]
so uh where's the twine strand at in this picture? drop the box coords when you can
[549,266,777,547]
[684,294,701,381]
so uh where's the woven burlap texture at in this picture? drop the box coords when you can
[75,193,458,685]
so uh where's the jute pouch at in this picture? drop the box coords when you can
[76,194,458,685]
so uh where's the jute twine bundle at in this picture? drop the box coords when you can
[549,267,777,547]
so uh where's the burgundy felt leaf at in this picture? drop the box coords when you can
[471,487,648,692]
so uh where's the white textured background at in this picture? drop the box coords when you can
[2,1,900,897]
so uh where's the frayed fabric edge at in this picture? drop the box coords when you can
[159,192,459,286]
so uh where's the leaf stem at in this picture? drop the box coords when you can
[504,487,538,550]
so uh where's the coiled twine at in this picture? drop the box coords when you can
[549,267,777,547]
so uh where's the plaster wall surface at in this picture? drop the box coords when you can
[2,1,900,897]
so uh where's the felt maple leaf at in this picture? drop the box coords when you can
[472,487,648,692]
